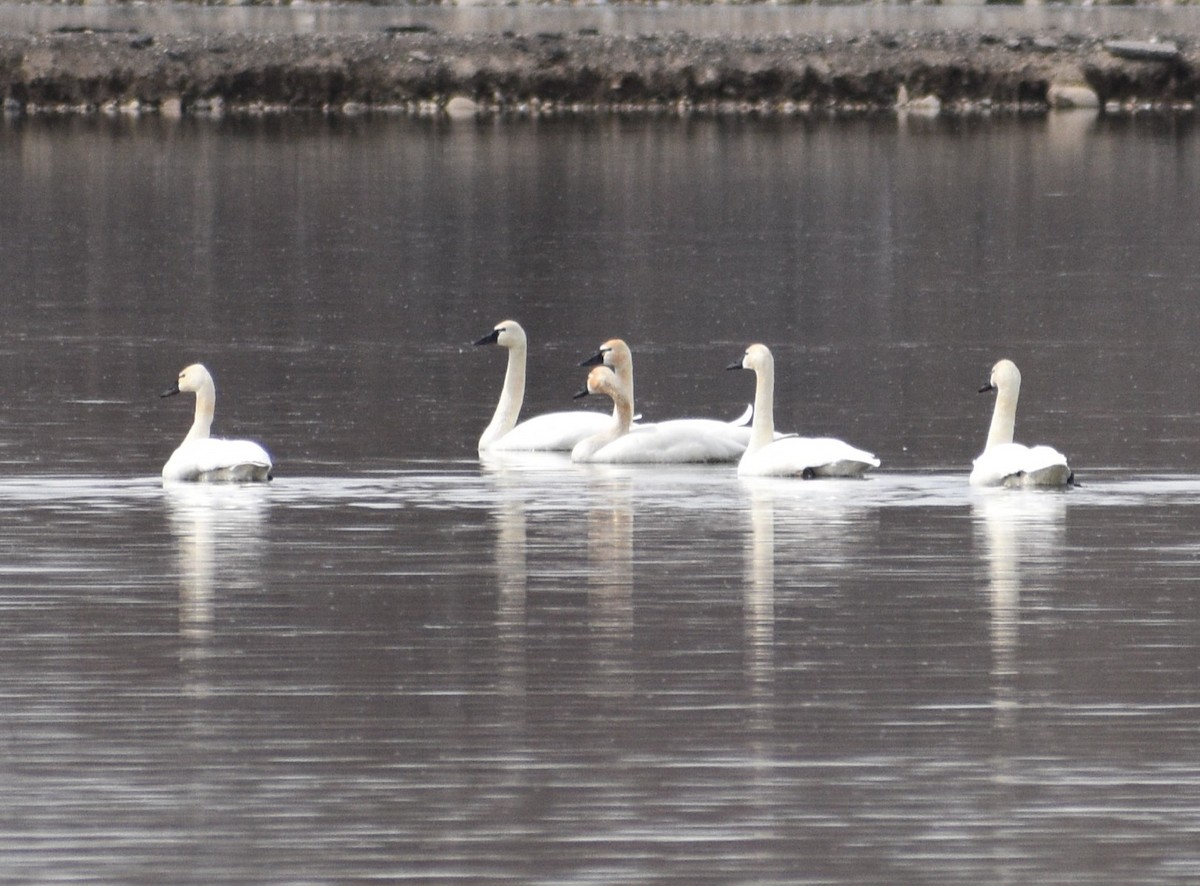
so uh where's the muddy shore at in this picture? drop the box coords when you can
[2,11,1198,116]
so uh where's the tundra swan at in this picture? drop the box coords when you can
[580,339,636,409]
[161,364,272,483]
[727,344,879,478]
[475,320,610,451]
[970,359,1073,488]
[571,366,747,464]
[579,337,754,437]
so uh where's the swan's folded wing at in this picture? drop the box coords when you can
[970,443,1022,487]
[970,442,1069,487]
[740,436,879,478]
[164,438,272,482]
[656,417,753,447]
[590,423,746,464]
[1023,444,1069,470]
[1018,445,1071,486]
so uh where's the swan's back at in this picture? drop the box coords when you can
[163,438,273,483]
[970,442,1070,488]
[161,362,272,483]
[570,362,746,464]
[584,420,747,464]
[488,410,611,452]
[738,436,879,478]
[972,359,1072,488]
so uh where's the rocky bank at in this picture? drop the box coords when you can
[2,19,1198,116]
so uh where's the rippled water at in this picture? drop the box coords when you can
[1,468,1199,881]
[1,113,1199,881]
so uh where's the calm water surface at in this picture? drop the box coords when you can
[1,113,1200,882]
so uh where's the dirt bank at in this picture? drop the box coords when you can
[2,24,1197,116]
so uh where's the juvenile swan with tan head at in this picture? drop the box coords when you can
[970,359,1072,487]
[475,320,609,451]
[161,363,272,483]
[579,337,753,436]
[571,365,747,464]
[727,344,879,478]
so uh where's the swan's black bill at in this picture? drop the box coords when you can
[726,360,745,371]
[160,382,181,398]
[579,351,604,368]
[573,385,591,400]
[978,382,996,394]
[474,329,501,347]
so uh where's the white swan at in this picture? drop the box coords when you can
[475,320,610,451]
[161,364,272,483]
[970,359,1073,488]
[571,366,747,464]
[579,337,754,439]
[727,344,879,478]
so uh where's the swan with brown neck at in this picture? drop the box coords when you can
[579,337,753,434]
[571,366,746,464]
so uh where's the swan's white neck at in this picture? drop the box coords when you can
[985,380,1019,450]
[748,360,776,454]
[480,341,526,449]
[186,377,216,443]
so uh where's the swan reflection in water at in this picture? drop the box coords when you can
[479,453,635,688]
[741,477,873,732]
[581,468,634,677]
[164,482,270,683]
[478,452,535,705]
[971,489,1066,729]
[743,480,777,732]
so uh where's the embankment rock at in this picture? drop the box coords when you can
[1,28,1196,115]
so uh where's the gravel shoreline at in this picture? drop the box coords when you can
[2,19,1198,116]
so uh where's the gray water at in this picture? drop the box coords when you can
[2,112,1200,882]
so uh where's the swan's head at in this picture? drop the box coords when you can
[573,365,622,402]
[161,363,213,398]
[474,319,526,350]
[980,359,1021,396]
[579,338,632,370]
[727,343,773,373]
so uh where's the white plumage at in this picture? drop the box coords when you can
[970,359,1072,488]
[728,344,879,479]
[161,363,272,483]
[475,320,609,452]
[572,366,747,464]
[578,337,753,447]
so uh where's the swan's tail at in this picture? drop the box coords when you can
[727,403,754,427]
